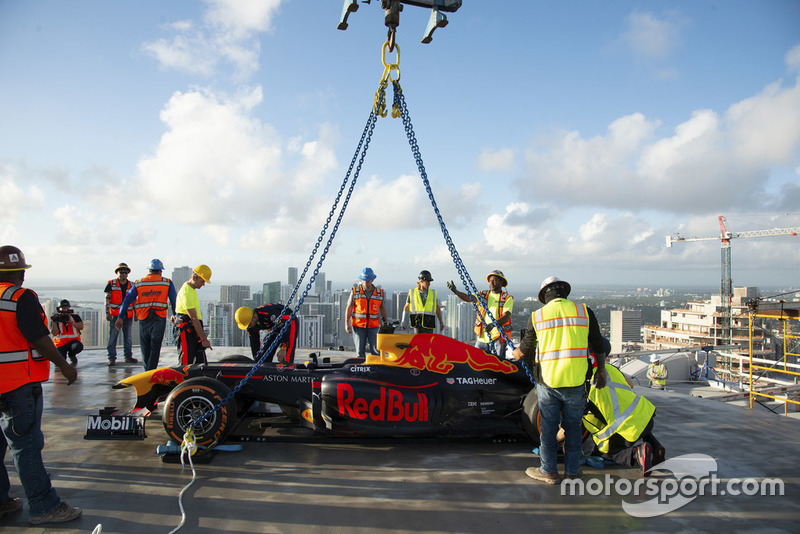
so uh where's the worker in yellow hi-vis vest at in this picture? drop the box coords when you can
[647,355,668,389]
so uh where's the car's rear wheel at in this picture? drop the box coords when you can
[162,377,237,448]
[521,389,541,446]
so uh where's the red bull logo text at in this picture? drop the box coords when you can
[377,334,518,375]
[337,383,429,422]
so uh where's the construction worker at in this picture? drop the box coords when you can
[235,304,299,363]
[446,269,514,357]
[0,245,82,525]
[104,262,137,366]
[647,355,668,389]
[345,267,388,359]
[402,270,444,334]
[512,276,607,484]
[174,265,212,365]
[583,363,665,477]
[117,259,176,371]
[49,299,83,366]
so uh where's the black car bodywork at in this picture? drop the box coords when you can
[113,333,542,448]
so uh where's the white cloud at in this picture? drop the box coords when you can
[132,86,340,227]
[0,165,46,221]
[786,44,800,73]
[143,0,283,78]
[477,148,515,172]
[623,10,686,61]
[518,76,800,214]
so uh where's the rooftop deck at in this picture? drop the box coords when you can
[2,347,799,533]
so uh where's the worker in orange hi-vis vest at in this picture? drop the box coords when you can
[116,259,176,371]
[0,245,82,525]
[104,262,137,366]
[49,299,84,366]
[345,267,388,359]
[446,269,514,358]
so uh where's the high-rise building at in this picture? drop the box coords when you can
[298,315,324,348]
[446,295,477,343]
[77,307,102,347]
[610,310,642,353]
[392,291,408,323]
[263,282,281,304]
[172,266,192,290]
[220,285,250,311]
[207,302,233,347]
[332,289,350,349]
[314,272,326,297]
[288,267,298,287]
[219,285,250,346]
[305,302,335,346]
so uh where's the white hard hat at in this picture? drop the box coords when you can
[650,354,660,363]
[538,276,571,303]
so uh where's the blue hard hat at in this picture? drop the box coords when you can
[149,258,165,271]
[359,267,376,281]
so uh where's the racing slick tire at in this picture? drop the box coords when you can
[162,377,237,449]
[521,389,541,446]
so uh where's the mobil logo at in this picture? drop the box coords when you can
[336,382,434,423]
[378,333,518,375]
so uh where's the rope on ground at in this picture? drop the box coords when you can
[167,431,198,534]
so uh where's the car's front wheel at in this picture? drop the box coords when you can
[162,377,237,448]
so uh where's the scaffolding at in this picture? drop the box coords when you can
[748,302,800,415]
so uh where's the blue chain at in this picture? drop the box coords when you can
[190,85,386,431]
[391,81,516,353]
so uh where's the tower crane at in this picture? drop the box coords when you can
[666,215,800,343]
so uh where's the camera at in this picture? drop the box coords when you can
[51,312,71,324]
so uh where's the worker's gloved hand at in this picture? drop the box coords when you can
[446,280,457,293]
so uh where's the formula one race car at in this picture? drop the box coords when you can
[112,333,543,449]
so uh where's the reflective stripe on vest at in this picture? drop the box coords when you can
[409,288,437,329]
[53,320,80,347]
[409,288,437,316]
[0,283,50,394]
[648,363,667,385]
[108,278,133,318]
[533,299,590,388]
[352,285,384,329]
[586,365,655,453]
[133,274,171,320]
[474,290,512,340]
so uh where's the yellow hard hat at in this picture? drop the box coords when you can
[235,306,253,330]
[193,264,212,284]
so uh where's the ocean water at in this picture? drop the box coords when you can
[35,288,106,306]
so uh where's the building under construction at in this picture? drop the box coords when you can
[638,288,800,414]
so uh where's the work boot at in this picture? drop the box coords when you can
[0,497,23,519]
[525,467,561,485]
[124,357,139,363]
[564,470,583,480]
[28,501,82,525]
[636,442,653,478]
[108,360,116,367]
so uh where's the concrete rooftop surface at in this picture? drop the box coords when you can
[2,347,799,533]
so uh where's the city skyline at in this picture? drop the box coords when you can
[2,2,799,292]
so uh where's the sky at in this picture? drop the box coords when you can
[1,0,799,297]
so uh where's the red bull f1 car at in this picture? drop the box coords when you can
[112,333,543,448]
